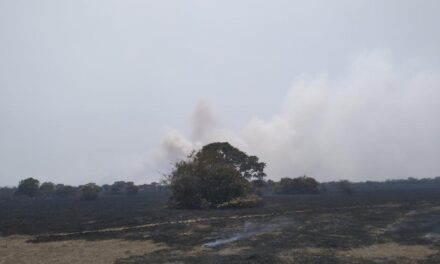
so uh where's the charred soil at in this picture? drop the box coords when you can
[2,189,440,263]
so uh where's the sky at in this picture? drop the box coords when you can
[1,0,440,186]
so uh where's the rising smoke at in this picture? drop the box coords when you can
[154,52,440,182]
[204,217,291,248]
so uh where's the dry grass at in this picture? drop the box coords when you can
[338,242,437,263]
[217,246,250,256]
[0,235,166,264]
[278,247,326,263]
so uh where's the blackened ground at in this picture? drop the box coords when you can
[2,189,440,263]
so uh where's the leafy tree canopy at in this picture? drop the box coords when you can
[15,178,40,197]
[55,184,77,198]
[39,182,55,196]
[195,142,266,180]
[125,182,139,195]
[167,142,266,209]
[80,183,101,201]
[276,175,319,195]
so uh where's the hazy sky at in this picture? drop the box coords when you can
[1,1,440,186]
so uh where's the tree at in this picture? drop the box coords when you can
[337,180,353,195]
[80,183,100,201]
[125,182,138,195]
[15,178,40,197]
[194,142,266,181]
[250,179,266,196]
[167,142,266,209]
[276,175,319,194]
[100,184,111,195]
[264,179,276,193]
[276,178,295,194]
[39,182,55,197]
[0,187,15,200]
[110,181,126,195]
[55,184,77,198]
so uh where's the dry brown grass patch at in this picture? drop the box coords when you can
[0,235,166,264]
[278,247,326,263]
[338,242,437,262]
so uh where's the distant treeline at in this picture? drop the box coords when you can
[262,176,440,195]
[0,178,168,201]
[1,176,440,201]
[321,177,440,192]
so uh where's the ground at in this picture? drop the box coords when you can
[2,190,440,263]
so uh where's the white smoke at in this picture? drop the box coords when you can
[190,99,218,143]
[204,217,291,248]
[152,52,440,182]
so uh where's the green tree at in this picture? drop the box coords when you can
[15,178,40,197]
[0,187,15,200]
[101,184,111,195]
[110,181,126,195]
[55,184,77,198]
[194,142,266,181]
[250,179,266,196]
[39,182,55,197]
[167,142,266,209]
[80,183,100,201]
[337,180,353,195]
[125,182,138,195]
[276,175,319,194]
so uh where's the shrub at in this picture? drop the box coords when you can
[110,181,126,195]
[250,179,266,196]
[276,175,319,194]
[109,181,139,195]
[125,182,139,195]
[338,180,353,195]
[0,187,15,200]
[39,182,55,197]
[15,178,40,197]
[55,184,77,198]
[80,183,101,201]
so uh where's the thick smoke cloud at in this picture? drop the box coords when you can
[154,53,440,182]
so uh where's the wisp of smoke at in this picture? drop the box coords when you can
[153,52,440,182]
[204,217,291,248]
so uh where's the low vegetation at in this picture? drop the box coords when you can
[337,180,353,195]
[275,175,319,195]
[80,183,101,201]
[15,177,40,197]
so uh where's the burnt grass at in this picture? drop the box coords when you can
[2,189,440,263]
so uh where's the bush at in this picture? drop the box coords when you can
[276,175,319,194]
[110,181,126,195]
[216,195,264,209]
[125,182,139,195]
[80,183,100,201]
[15,178,40,197]
[0,187,15,200]
[109,181,139,195]
[39,182,55,197]
[338,180,353,195]
[55,184,77,198]
[250,179,266,196]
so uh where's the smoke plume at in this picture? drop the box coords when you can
[154,52,440,182]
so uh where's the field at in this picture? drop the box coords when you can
[2,190,440,263]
